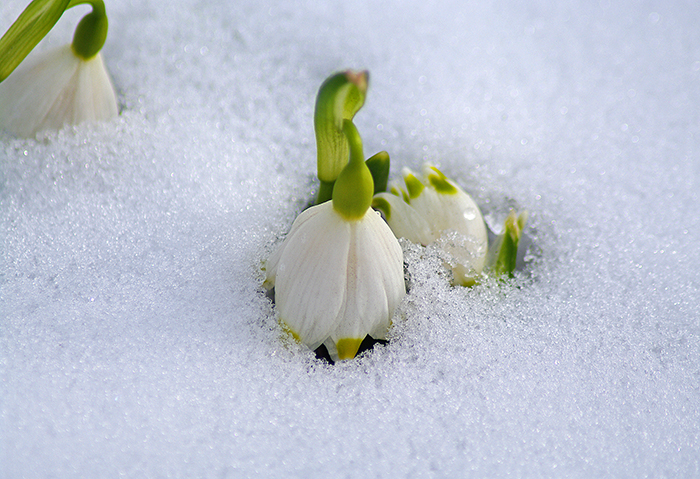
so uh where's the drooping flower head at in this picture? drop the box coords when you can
[0,0,118,137]
[265,120,405,361]
[373,164,489,286]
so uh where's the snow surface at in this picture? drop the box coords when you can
[2,0,700,477]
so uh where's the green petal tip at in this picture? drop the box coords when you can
[336,337,364,360]
[402,170,425,199]
[425,165,458,195]
[372,196,392,221]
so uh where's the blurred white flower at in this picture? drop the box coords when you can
[374,164,488,286]
[264,200,405,361]
[0,44,117,137]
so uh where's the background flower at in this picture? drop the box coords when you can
[374,164,488,286]
[0,44,117,137]
[0,0,118,137]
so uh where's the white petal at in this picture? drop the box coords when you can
[373,192,436,245]
[330,209,405,344]
[264,204,327,289]
[362,210,405,339]
[408,168,488,276]
[0,45,117,137]
[419,164,487,241]
[0,45,77,137]
[267,201,405,358]
[274,202,351,349]
[73,52,119,123]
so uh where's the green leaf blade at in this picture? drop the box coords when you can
[314,71,368,187]
[0,0,70,82]
[365,151,390,194]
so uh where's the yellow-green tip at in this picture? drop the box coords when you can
[425,165,458,195]
[403,172,424,199]
[372,196,392,221]
[336,338,364,360]
[280,319,302,343]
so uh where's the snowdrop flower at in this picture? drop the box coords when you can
[265,120,405,361]
[0,0,117,137]
[373,164,488,286]
[0,45,117,137]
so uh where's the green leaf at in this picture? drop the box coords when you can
[314,71,368,189]
[365,151,390,194]
[0,0,71,82]
[493,210,528,277]
[315,180,335,205]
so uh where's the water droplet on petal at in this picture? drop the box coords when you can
[463,209,476,221]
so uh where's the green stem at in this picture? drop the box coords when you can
[67,0,104,14]
[344,120,364,168]
[316,180,335,204]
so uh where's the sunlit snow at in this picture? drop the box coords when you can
[2,0,699,477]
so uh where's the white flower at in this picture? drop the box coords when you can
[264,201,405,361]
[373,164,488,286]
[0,44,118,137]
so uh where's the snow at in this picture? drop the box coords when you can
[2,0,699,477]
